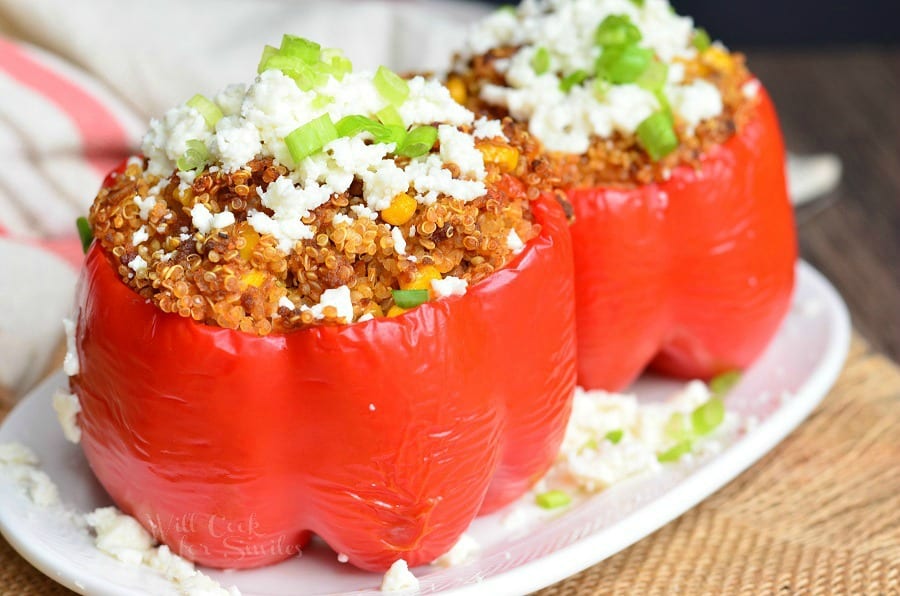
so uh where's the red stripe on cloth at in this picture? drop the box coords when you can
[0,38,130,176]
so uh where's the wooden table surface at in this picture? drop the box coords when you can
[747,46,899,361]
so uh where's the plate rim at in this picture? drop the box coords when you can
[0,260,851,596]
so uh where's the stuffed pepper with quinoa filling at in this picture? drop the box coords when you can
[450,0,796,390]
[69,36,576,571]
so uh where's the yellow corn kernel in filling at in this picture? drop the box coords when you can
[447,76,468,105]
[400,264,442,292]
[478,144,520,173]
[387,305,407,318]
[238,225,260,261]
[381,193,418,226]
[241,270,265,288]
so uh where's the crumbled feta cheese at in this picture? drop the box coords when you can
[0,443,38,466]
[405,154,487,205]
[132,225,149,246]
[190,204,235,235]
[0,443,59,507]
[350,204,378,220]
[126,155,144,169]
[333,213,354,225]
[85,507,156,566]
[142,104,211,177]
[433,534,480,567]
[473,116,507,140]
[133,194,157,221]
[438,125,486,180]
[507,229,525,254]
[213,116,262,172]
[52,389,82,444]
[128,255,148,274]
[667,79,724,134]
[303,286,354,323]
[398,76,475,128]
[742,79,761,99]
[431,276,468,298]
[381,559,419,593]
[358,313,375,322]
[62,317,79,376]
[215,83,247,117]
[278,296,295,310]
[391,226,407,255]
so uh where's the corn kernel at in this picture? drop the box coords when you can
[238,225,260,260]
[387,305,407,318]
[701,47,734,74]
[447,76,467,105]
[401,264,442,291]
[478,143,520,173]
[241,270,265,288]
[381,193,418,226]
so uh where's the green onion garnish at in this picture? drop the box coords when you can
[605,429,624,444]
[594,15,642,48]
[497,4,516,14]
[531,47,551,75]
[636,111,678,161]
[336,115,385,138]
[657,440,693,463]
[580,438,599,452]
[376,105,405,128]
[321,48,353,81]
[76,217,93,254]
[176,139,209,172]
[664,411,691,442]
[285,114,338,163]
[279,35,321,63]
[311,94,334,110]
[396,125,438,158]
[559,69,589,93]
[629,0,645,6]
[709,370,742,397]
[691,397,725,436]
[692,28,712,52]
[596,44,653,84]
[373,66,410,106]
[257,45,278,73]
[392,289,429,309]
[536,490,571,510]
[593,78,611,100]
[186,94,224,128]
[636,60,669,93]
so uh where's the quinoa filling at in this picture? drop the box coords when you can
[87,37,557,335]
[448,0,759,188]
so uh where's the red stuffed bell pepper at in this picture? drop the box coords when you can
[68,40,576,572]
[451,1,796,390]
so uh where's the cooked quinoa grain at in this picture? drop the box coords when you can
[90,49,557,335]
[450,0,759,188]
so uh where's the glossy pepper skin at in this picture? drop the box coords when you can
[570,87,796,390]
[70,189,576,572]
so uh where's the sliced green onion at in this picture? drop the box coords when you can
[596,44,653,84]
[636,60,669,93]
[76,217,93,254]
[691,397,725,436]
[657,440,693,463]
[279,35,321,63]
[693,28,712,52]
[559,69,589,92]
[321,48,353,80]
[397,125,438,158]
[593,78,611,100]
[285,114,338,163]
[709,370,742,397]
[373,66,410,106]
[186,94,224,128]
[594,14,642,48]
[257,45,278,74]
[636,111,678,161]
[580,438,599,452]
[664,411,691,442]
[376,105,405,128]
[176,139,208,172]
[378,125,408,146]
[311,94,334,110]
[392,289,429,308]
[629,0,645,6]
[605,429,624,444]
[497,4,516,14]
[531,47,551,75]
[336,115,385,138]
[535,489,571,509]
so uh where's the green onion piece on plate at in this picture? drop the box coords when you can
[657,439,693,463]
[257,45,278,74]
[397,126,438,158]
[76,217,93,254]
[693,28,712,52]
[596,44,654,84]
[531,47,551,75]
[559,69,590,92]
[636,111,678,161]
[636,60,669,93]
[176,140,208,172]
[376,105,405,128]
[709,370,742,397]
[285,114,338,163]
[374,66,410,106]
[311,94,334,110]
[186,94,224,128]
[536,489,571,510]
[280,35,321,63]
[664,411,691,442]
[594,14,642,47]
[392,289,429,309]
[691,397,725,436]
[605,429,624,444]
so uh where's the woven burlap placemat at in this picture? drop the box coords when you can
[2,334,898,595]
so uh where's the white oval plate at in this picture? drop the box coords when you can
[0,262,849,596]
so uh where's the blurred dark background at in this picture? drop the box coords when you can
[480,0,900,360]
